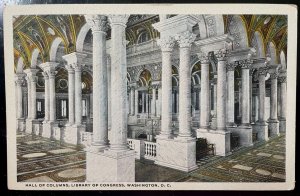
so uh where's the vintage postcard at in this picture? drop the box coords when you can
[4,4,297,190]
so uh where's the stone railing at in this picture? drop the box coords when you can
[144,141,157,161]
[127,139,157,161]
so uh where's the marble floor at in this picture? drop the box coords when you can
[16,132,285,182]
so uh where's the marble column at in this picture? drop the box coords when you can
[15,74,25,132]
[24,68,38,135]
[156,36,175,138]
[39,62,58,139]
[176,31,196,138]
[256,67,269,141]
[85,15,108,149]
[198,53,210,130]
[268,68,279,137]
[42,72,49,122]
[151,87,156,117]
[145,92,149,115]
[206,49,231,156]
[249,70,254,124]
[142,92,145,113]
[211,77,217,129]
[25,76,31,120]
[130,86,135,116]
[86,14,134,182]
[238,60,253,146]
[62,52,87,144]
[226,63,236,127]
[157,86,162,117]
[135,89,138,115]
[65,65,75,125]
[278,75,286,133]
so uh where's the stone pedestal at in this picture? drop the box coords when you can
[86,148,135,182]
[42,121,59,139]
[64,124,86,145]
[268,119,279,137]
[25,119,40,135]
[252,122,269,141]
[17,118,25,132]
[234,125,253,147]
[279,119,286,133]
[196,129,231,156]
[155,137,198,172]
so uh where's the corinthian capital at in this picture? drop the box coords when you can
[85,15,108,32]
[108,14,130,26]
[258,67,268,76]
[278,76,287,83]
[157,36,175,52]
[175,31,196,48]
[197,52,209,64]
[215,49,229,61]
[239,59,253,69]
[226,62,236,72]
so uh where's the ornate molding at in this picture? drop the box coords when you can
[85,15,108,32]
[269,72,279,80]
[258,67,268,76]
[278,76,287,83]
[157,36,175,52]
[215,49,229,61]
[108,14,130,26]
[197,52,210,64]
[226,62,236,72]
[239,59,253,69]
[175,31,196,48]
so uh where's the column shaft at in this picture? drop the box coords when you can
[178,46,192,137]
[135,89,138,115]
[241,66,250,126]
[109,15,130,150]
[74,68,82,125]
[258,73,266,123]
[280,80,286,119]
[49,74,56,122]
[67,68,75,125]
[270,77,278,120]
[227,66,235,125]
[130,87,135,115]
[151,88,156,116]
[43,73,50,122]
[200,62,210,128]
[216,60,227,130]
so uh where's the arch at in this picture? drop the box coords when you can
[136,68,152,83]
[30,48,40,68]
[49,37,63,62]
[137,30,150,44]
[267,41,277,64]
[251,31,265,58]
[280,50,287,69]
[127,72,132,83]
[16,57,24,74]
[76,23,90,53]
[228,15,248,49]
[213,15,225,36]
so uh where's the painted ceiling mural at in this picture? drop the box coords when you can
[13,14,287,71]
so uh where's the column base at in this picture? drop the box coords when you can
[86,147,135,182]
[268,119,279,137]
[252,122,269,141]
[155,137,198,172]
[233,125,253,147]
[42,121,59,139]
[25,119,41,135]
[17,118,25,132]
[64,124,86,145]
[196,128,231,156]
[279,118,286,133]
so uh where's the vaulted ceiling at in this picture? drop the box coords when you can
[13,14,287,70]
